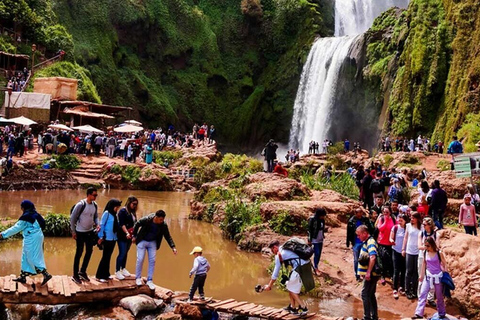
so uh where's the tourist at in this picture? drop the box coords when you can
[264,240,309,316]
[145,143,153,164]
[356,225,380,320]
[94,134,103,156]
[0,200,52,286]
[418,216,438,306]
[70,187,99,284]
[265,139,278,173]
[188,246,211,302]
[347,208,374,281]
[412,237,448,319]
[390,214,408,299]
[362,169,374,209]
[402,212,421,300]
[208,125,216,144]
[106,135,116,158]
[344,139,350,152]
[96,199,122,282]
[273,161,288,177]
[417,181,430,217]
[466,184,480,214]
[369,195,383,223]
[116,196,138,280]
[388,178,403,204]
[430,180,448,229]
[370,172,385,202]
[375,206,395,285]
[447,135,463,155]
[459,194,478,236]
[133,210,177,290]
[308,208,326,275]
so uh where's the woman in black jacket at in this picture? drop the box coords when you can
[115,196,138,280]
[308,208,327,275]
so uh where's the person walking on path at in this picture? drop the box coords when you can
[70,187,99,284]
[412,237,448,319]
[308,208,327,275]
[459,193,478,236]
[356,225,380,320]
[96,199,122,282]
[188,246,211,302]
[133,210,177,290]
[264,240,309,316]
[347,208,374,281]
[375,206,395,285]
[418,216,438,306]
[390,214,408,299]
[0,200,52,286]
[430,180,448,229]
[402,212,421,300]
[115,196,138,280]
[265,139,278,173]
[145,143,153,164]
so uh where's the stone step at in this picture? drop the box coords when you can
[71,172,101,179]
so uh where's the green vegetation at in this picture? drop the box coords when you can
[42,154,81,170]
[220,198,262,240]
[301,171,359,200]
[436,159,451,171]
[108,165,141,185]
[153,150,184,166]
[457,113,480,153]
[382,154,394,168]
[268,210,298,236]
[44,213,71,237]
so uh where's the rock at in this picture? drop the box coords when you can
[157,311,182,320]
[0,168,79,191]
[427,171,474,199]
[119,294,159,316]
[236,224,290,252]
[189,201,208,220]
[154,286,174,301]
[243,172,311,201]
[180,144,221,162]
[174,303,202,320]
[438,229,480,318]
[137,166,174,191]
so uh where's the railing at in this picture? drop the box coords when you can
[33,53,63,71]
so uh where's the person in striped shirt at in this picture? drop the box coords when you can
[356,225,380,320]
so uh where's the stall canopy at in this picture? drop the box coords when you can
[63,107,115,119]
[72,124,104,134]
[10,116,37,126]
[114,124,144,133]
[48,124,73,132]
[124,120,142,126]
[0,117,15,126]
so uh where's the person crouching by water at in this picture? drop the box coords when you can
[96,199,122,282]
[133,210,177,290]
[188,246,211,302]
[0,200,52,285]
[115,196,138,280]
[263,240,309,316]
[412,236,448,319]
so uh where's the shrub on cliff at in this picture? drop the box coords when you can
[220,198,262,240]
[301,171,359,199]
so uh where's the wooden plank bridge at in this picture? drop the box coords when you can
[0,275,316,319]
[0,274,157,304]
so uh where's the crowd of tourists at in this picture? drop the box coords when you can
[5,67,30,92]
[0,121,217,164]
[0,188,210,302]
[379,135,449,154]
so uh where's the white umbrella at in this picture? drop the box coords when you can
[72,124,104,134]
[0,117,15,126]
[48,124,74,132]
[114,124,144,133]
[124,120,142,126]
[10,116,37,126]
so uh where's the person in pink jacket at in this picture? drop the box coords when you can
[375,206,396,285]
[459,194,478,236]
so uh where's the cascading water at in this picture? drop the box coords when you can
[289,0,409,153]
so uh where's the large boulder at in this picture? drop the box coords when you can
[174,303,202,320]
[236,224,290,252]
[438,229,480,318]
[243,172,311,201]
[427,171,474,199]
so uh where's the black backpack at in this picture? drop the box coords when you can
[370,179,382,193]
[282,238,314,260]
[70,200,98,217]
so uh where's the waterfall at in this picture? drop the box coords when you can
[289,0,409,153]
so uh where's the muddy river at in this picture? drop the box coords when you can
[0,190,398,318]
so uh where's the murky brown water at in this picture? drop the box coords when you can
[0,190,399,318]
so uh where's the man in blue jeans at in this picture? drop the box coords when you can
[346,208,374,281]
[308,208,327,275]
[132,210,177,290]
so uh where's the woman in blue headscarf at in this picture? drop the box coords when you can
[0,200,52,285]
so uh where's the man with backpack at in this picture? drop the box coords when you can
[70,187,99,284]
[370,172,385,202]
[264,239,312,316]
[430,180,448,229]
[347,208,374,281]
[447,136,463,155]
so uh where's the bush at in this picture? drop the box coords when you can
[327,142,345,155]
[44,213,71,237]
[301,171,359,199]
[436,159,450,171]
[220,198,262,240]
[269,210,297,236]
[0,222,20,239]
[153,150,183,166]
[123,166,142,184]
[383,154,394,168]
[43,155,81,170]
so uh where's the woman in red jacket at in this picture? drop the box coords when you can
[376,206,396,285]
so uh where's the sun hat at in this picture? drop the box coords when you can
[190,246,203,255]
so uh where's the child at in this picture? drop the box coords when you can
[188,246,211,302]
[459,194,478,236]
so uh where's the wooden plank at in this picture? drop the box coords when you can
[2,276,11,292]
[52,276,62,295]
[46,277,54,293]
[233,303,257,312]
[216,301,246,311]
[62,275,71,297]
[39,279,49,296]
[0,278,4,292]
[271,310,290,319]
[260,307,278,317]
[69,277,81,295]
[247,305,267,315]
[17,280,28,294]
[34,277,42,295]
[226,301,249,311]
[9,275,16,292]
[208,299,236,308]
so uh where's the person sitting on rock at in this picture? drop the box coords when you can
[273,161,288,177]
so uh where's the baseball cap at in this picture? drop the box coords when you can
[190,246,203,255]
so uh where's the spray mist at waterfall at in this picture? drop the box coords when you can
[289,0,410,153]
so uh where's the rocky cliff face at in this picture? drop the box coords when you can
[364,0,480,148]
